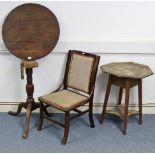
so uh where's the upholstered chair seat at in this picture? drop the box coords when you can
[39,90,88,111]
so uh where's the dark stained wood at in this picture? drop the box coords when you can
[70,109,89,120]
[22,68,34,138]
[100,75,143,135]
[4,3,60,139]
[8,102,26,116]
[38,50,100,144]
[62,112,70,145]
[9,67,40,138]
[73,109,82,113]
[89,94,95,128]
[118,87,123,105]
[110,75,139,88]
[38,102,44,131]
[2,3,60,60]
[123,80,130,135]
[100,76,112,124]
[9,66,52,138]
[23,102,32,138]
[44,107,53,117]
[8,101,39,116]
[43,115,65,128]
[138,79,142,125]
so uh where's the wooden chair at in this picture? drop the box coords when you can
[38,50,100,145]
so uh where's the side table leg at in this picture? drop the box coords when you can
[138,79,142,125]
[123,80,130,135]
[100,77,112,124]
[118,87,123,105]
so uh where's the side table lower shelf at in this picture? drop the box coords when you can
[105,105,139,121]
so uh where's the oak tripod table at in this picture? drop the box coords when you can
[2,3,60,138]
[100,62,153,134]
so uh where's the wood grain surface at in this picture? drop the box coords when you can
[2,3,60,60]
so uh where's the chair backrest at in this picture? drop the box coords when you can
[64,50,100,94]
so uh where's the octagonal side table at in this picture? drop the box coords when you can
[100,62,153,135]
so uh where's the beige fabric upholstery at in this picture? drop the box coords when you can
[38,90,88,111]
[67,53,94,93]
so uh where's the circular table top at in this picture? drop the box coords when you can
[100,62,153,79]
[2,3,60,60]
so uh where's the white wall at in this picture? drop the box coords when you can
[0,1,155,113]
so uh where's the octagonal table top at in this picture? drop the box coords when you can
[100,62,153,79]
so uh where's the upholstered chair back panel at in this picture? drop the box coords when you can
[67,53,94,93]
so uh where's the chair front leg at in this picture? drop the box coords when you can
[38,102,44,131]
[89,99,95,128]
[62,112,70,145]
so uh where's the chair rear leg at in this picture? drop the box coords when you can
[89,100,95,128]
[62,112,70,145]
[38,102,44,131]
